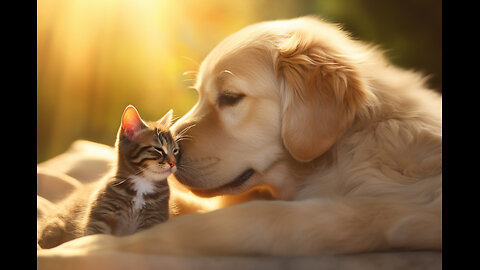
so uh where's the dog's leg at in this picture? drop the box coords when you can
[38,196,441,256]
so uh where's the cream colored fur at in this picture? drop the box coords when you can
[38,16,441,257]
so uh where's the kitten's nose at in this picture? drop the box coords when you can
[168,156,176,168]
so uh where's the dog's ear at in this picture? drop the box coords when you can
[276,32,374,162]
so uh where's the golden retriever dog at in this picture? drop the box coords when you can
[38,16,441,257]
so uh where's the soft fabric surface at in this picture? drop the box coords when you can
[37,140,441,269]
[38,251,441,270]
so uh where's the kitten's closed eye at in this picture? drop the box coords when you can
[153,146,166,156]
[218,90,245,107]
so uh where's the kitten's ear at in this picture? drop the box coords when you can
[121,105,147,139]
[157,109,174,127]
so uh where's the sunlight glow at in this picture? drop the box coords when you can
[37,0,257,162]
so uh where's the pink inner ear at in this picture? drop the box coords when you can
[121,106,143,138]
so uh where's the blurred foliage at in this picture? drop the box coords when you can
[37,0,441,163]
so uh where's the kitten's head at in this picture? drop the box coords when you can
[116,105,180,181]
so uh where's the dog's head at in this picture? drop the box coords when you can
[172,17,375,197]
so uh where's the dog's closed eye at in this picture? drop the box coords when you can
[217,90,245,107]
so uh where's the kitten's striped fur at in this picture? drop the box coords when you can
[38,106,180,249]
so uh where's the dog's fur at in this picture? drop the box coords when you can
[39,16,441,256]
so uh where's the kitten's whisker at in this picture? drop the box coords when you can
[176,163,196,169]
[175,134,193,141]
[111,169,144,186]
[175,124,196,139]
[112,178,127,186]
[180,123,196,132]
[111,178,127,186]
[176,129,191,138]
[176,137,193,143]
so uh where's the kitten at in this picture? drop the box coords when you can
[38,105,180,249]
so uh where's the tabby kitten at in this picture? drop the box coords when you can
[38,105,180,249]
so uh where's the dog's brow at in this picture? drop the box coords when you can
[219,70,235,77]
[217,70,237,90]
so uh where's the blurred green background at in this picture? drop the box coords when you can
[37,0,441,163]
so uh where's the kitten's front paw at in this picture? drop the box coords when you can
[38,220,68,249]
